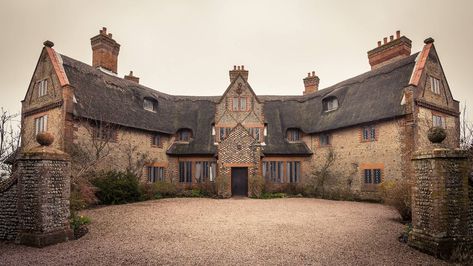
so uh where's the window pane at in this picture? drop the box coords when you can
[255,128,260,141]
[374,169,382,184]
[240,97,247,111]
[364,169,372,184]
[370,127,376,140]
[179,162,185,182]
[147,166,152,182]
[195,162,202,182]
[232,98,239,111]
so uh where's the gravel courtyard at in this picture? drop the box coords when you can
[0,198,446,265]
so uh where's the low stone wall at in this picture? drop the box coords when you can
[0,175,19,241]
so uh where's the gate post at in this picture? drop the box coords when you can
[16,132,73,247]
[409,131,472,258]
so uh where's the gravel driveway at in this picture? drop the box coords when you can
[0,198,446,265]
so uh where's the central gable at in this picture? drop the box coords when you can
[215,74,264,127]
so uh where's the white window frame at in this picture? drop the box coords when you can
[38,79,48,97]
[144,98,156,112]
[34,115,48,135]
[430,76,440,94]
[147,166,165,183]
[432,114,445,128]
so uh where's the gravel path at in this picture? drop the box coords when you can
[0,198,447,265]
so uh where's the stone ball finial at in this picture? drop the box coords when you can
[36,132,54,146]
[427,127,446,143]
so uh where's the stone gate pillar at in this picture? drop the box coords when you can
[409,144,472,258]
[16,132,73,247]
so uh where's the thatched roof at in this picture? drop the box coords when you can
[61,52,417,156]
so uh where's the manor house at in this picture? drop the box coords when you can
[20,28,460,198]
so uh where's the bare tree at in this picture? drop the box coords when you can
[307,148,337,198]
[123,140,151,178]
[0,108,20,179]
[460,104,473,150]
[69,118,119,181]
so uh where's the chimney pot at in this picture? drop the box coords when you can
[229,65,249,83]
[108,33,112,38]
[368,31,412,70]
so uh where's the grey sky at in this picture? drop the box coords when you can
[1,0,472,122]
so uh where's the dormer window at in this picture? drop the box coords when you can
[177,129,192,142]
[38,79,48,97]
[144,98,158,112]
[287,128,301,141]
[322,97,338,112]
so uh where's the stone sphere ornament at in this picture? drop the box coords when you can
[36,132,54,146]
[427,126,446,144]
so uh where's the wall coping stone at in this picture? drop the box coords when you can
[412,148,468,160]
[18,145,70,161]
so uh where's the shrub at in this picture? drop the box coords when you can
[257,192,286,199]
[248,175,264,198]
[70,180,98,211]
[92,171,142,205]
[197,181,218,197]
[70,213,91,239]
[379,179,412,222]
[154,181,177,198]
[215,175,231,198]
[139,183,161,200]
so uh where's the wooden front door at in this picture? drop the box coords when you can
[231,167,248,196]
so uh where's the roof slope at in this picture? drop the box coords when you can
[61,55,217,155]
[61,52,417,157]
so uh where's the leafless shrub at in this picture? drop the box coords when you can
[306,149,337,198]
[379,178,412,222]
[0,108,20,179]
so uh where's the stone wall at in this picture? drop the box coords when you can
[71,119,172,182]
[409,148,472,258]
[0,175,19,241]
[306,119,405,199]
[15,144,73,247]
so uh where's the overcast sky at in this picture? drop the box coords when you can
[1,0,472,122]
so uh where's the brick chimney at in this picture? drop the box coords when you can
[303,71,319,95]
[124,71,139,84]
[229,65,249,83]
[367,30,412,70]
[91,27,120,73]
